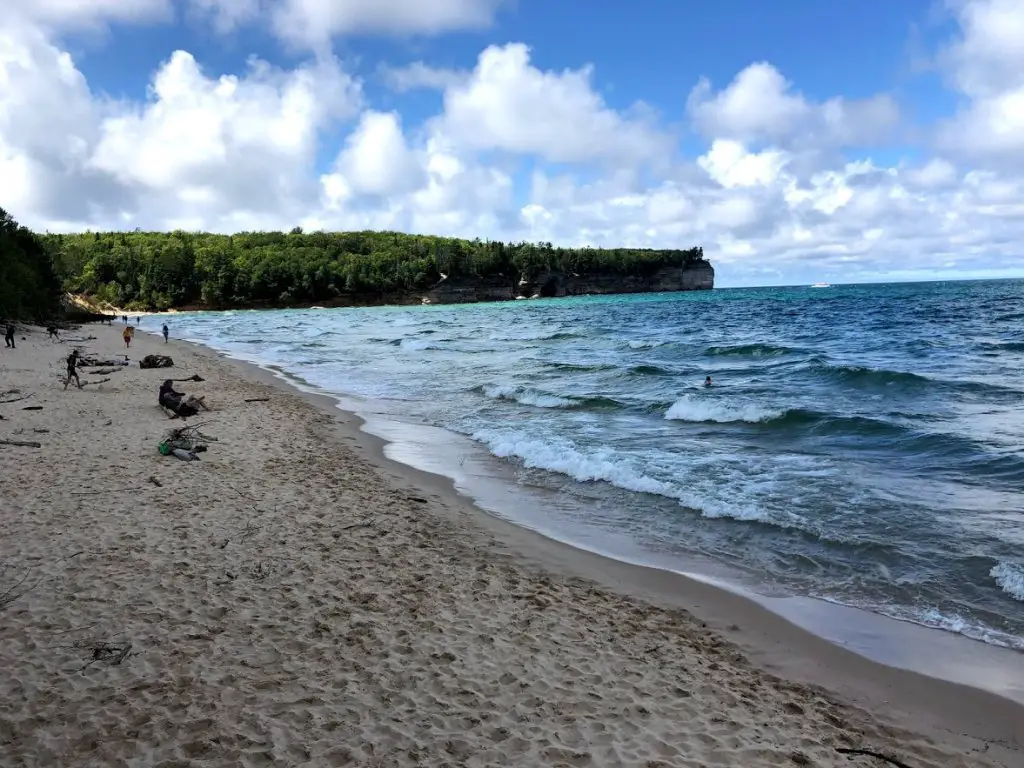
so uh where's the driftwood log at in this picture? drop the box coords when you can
[0,439,42,448]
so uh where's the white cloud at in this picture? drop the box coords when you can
[380,62,466,92]
[325,111,423,197]
[1,2,1023,286]
[688,62,899,148]
[937,0,1024,165]
[5,0,171,30]
[436,43,669,165]
[188,0,261,34]
[697,140,787,189]
[7,0,505,49]
[269,0,503,51]
[904,158,959,189]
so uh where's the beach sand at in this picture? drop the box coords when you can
[1,324,1021,767]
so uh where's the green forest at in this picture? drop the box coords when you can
[0,208,63,321]
[1,206,705,315]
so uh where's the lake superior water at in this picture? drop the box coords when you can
[156,280,1024,651]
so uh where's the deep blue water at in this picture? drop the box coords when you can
[152,280,1024,649]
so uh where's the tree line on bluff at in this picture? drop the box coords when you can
[0,207,706,316]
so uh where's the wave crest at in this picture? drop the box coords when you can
[478,384,622,411]
[481,384,574,409]
[664,394,783,424]
[991,562,1024,602]
[472,429,675,497]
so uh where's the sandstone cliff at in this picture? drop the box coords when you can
[424,260,714,305]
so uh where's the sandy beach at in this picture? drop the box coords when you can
[1,324,1021,767]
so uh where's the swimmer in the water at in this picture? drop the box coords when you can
[704,375,712,387]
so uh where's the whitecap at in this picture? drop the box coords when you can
[472,429,676,497]
[482,384,574,409]
[664,394,783,424]
[991,561,1024,602]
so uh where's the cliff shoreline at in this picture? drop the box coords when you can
[70,260,714,314]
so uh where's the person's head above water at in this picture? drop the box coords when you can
[704,375,712,386]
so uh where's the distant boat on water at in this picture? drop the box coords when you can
[811,282,831,289]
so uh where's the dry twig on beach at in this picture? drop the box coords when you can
[836,747,913,767]
[0,439,43,448]
[0,389,32,405]
[0,566,41,611]
[75,639,133,671]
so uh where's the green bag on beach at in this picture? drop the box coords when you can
[158,440,171,456]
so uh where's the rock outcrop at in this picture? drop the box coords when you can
[424,260,714,305]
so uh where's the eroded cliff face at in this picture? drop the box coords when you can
[424,261,714,304]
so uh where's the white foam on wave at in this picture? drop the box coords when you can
[991,561,1024,602]
[472,429,676,497]
[400,338,435,351]
[628,339,664,349]
[664,394,784,424]
[472,427,786,530]
[482,384,574,409]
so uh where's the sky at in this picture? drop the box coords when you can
[1,1,1023,287]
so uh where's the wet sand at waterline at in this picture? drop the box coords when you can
[0,326,1021,767]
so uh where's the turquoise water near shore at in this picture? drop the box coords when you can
[153,280,1024,650]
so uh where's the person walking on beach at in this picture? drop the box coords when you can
[64,350,82,390]
[4,322,15,349]
[122,326,133,349]
[162,323,169,343]
[136,316,140,326]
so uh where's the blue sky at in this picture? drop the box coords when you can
[72,1,952,140]
[3,0,1023,286]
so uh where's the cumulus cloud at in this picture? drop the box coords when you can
[435,44,669,165]
[936,0,1024,164]
[687,62,900,148]
[325,111,424,198]
[0,0,1022,285]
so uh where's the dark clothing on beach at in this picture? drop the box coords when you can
[159,380,182,405]
[159,380,197,416]
[65,352,81,389]
[162,325,169,343]
[4,324,15,348]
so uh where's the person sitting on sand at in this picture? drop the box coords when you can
[159,379,207,418]
[704,375,712,387]
[64,350,82,390]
